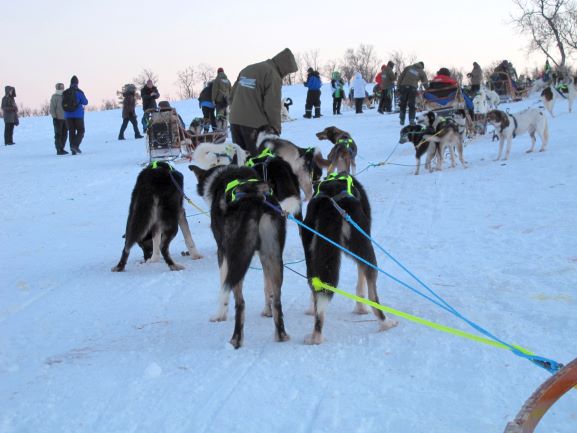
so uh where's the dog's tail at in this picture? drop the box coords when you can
[543,114,549,143]
[229,143,247,166]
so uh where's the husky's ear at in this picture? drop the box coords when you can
[188,165,207,181]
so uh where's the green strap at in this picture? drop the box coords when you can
[149,161,173,171]
[336,138,353,148]
[311,277,534,355]
[225,178,261,202]
[315,173,354,197]
[246,148,275,168]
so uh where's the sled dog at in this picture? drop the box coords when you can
[486,108,549,160]
[315,126,358,175]
[301,173,398,344]
[193,142,247,168]
[190,164,289,348]
[540,81,576,117]
[112,162,202,272]
[255,131,325,200]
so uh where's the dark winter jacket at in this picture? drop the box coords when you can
[2,86,18,124]
[141,85,159,110]
[63,85,88,119]
[304,71,322,91]
[469,63,483,86]
[229,48,298,133]
[398,63,428,89]
[379,65,397,90]
[211,72,232,104]
[199,82,215,109]
[122,92,137,119]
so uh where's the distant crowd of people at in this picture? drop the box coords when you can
[2,49,563,155]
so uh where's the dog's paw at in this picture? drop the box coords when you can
[304,305,315,316]
[353,303,369,315]
[304,333,323,345]
[210,313,227,322]
[111,265,124,272]
[526,149,534,154]
[169,263,185,271]
[229,336,243,349]
[146,255,161,263]
[378,318,399,332]
[275,332,291,342]
[261,307,273,317]
[539,148,546,152]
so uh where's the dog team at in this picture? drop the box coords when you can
[112,126,400,348]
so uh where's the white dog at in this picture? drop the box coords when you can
[192,142,247,169]
[473,86,500,114]
[540,80,576,117]
[486,108,549,160]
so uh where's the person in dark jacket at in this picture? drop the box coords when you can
[198,81,217,133]
[397,61,428,125]
[211,67,232,128]
[377,61,397,113]
[303,67,322,118]
[49,83,68,154]
[331,71,345,115]
[467,62,483,93]
[140,79,159,132]
[63,76,88,155]
[2,86,18,145]
[229,48,298,155]
[118,85,143,140]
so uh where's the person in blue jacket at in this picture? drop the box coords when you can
[63,75,88,155]
[303,67,322,118]
[198,81,217,132]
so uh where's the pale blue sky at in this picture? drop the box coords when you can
[1,0,555,109]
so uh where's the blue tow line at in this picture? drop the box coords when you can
[262,199,562,374]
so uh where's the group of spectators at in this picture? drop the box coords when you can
[3,49,505,155]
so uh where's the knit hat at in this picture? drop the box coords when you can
[417,61,424,68]
[217,67,224,73]
[381,64,387,70]
[387,61,395,67]
[70,75,79,85]
[55,83,65,90]
[307,67,313,74]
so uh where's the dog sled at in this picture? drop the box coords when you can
[145,107,184,161]
[489,72,529,103]
[419,85,473,118]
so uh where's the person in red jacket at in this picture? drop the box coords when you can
[427,68,458,98]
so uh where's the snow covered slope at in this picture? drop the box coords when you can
[1,86,576,433]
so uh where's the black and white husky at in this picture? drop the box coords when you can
[255,131,325,201]
[189,164,290,349]
[301,173,398,344]
[112,162,202,272]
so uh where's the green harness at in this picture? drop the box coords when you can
[148,160,174,171]
[225,178,264,202]
[315,173,355,200]
[245,147,275,168]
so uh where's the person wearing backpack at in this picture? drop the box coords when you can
[330,71,345,115]
[303,67,322,118]
[118,84,143,140]
[198,81,217,133]
[1,86,18,145]
[62,75,88,154]
[49,83,68,154]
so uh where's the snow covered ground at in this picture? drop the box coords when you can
[1,85,576,433]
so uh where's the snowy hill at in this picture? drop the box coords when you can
[1,86,576,433]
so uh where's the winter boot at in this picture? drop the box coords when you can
[313,107,321,118]
[135,134,144,139]
[303,110,312,119]
[118,134,125,141]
